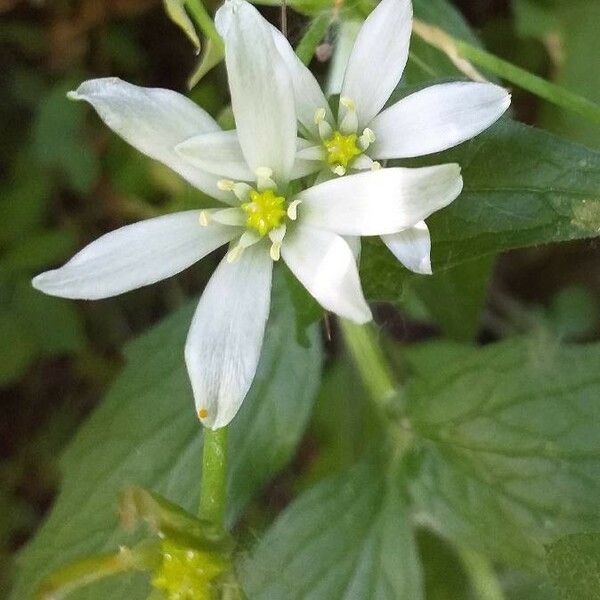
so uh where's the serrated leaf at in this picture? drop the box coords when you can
[12,272,322,599]
[362,119,600,303]
[546,533,600,599]
[240,460,424,599]
[405,337,600,571]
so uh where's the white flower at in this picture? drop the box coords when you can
[32,0,463,429]
[265,0,511,274]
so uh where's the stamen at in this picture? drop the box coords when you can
[339,96,358,134]
[211,208,245,226]
[287,199,302,220]
[239,230,261,248]
[232,182,252,202]
[371,161,382,171]
[199,211,210,226]
[198,408,209,420]
[217,179,235,192]
[318,120,333,141]
[314,107,327,124]
[255,167,277,191]
[332,165,346,176]
[269,224,287,259]
[226,244,244,263]
[359,128,376,150]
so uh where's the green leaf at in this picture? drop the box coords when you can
[405,337,600,571]
[546,533,600,599]
[32,82,101,194]
[240,460,424,599]
[1,230,77,273]
[163,0,201,48]
[362,118,600,301]
[12,273,322,599]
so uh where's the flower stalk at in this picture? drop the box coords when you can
[199,426,229,530]
[339,319,398,415]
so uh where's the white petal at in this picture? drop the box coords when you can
[340,0,412,129]
[344,235,362,262]
[327,20,361,96]
[296,165,463,236]
[185,243,273,429]
[370,82,512,159]
[271,25,334,140]
[68,78,232,202]
[281,225,371,324]
[176,130,254,181]
[382,221,432,275]
[216,0,296,183]
[32,212,239,299]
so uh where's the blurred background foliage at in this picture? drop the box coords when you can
[1,0,600,598]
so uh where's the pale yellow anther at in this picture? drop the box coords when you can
[359,128,376,150]
[332,165,346,176]
[226,244,244,263]
[217,179,235,191]
[340,96,356,111]
[371,161,382,171]
[255,166,277,191]
[314,108,327,124]
[287,199,302,220]
[199,211,210,226]
[270,241,282,261]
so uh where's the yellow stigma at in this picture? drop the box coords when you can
[323,131,362,170]
[241,189,286,236]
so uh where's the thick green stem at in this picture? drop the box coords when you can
[339,319,398,413]
[457,545,506,600]
[199,426,229,530]
[185,0,224,50]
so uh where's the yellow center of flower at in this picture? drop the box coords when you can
[324,131,362,169]
[152,540,228,600]
[241,189,287,236]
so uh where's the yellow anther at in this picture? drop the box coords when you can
[199,211,210,226]
[241,189,286,236]
[332,165,346,176]
[198,408,209,419]
[324,131,362,170]
[359,127,376,150]
[371,161,382,171]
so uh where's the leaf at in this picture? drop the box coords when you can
[546,533,600,599]
[163,0,201,48]
[405,337,600,571]
[362,118,600,301]
[12,272,323,599]
[1,230,77,273]
[31,81,100,194]
[407,255,494,341]
[240,460,424,600]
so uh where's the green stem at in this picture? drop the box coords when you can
[457,545,506,600]
[412,19,600,127]
[456,40,600,126]
[295,15,331,65]
[185,0,224,50]
[339,319,397,414]
[199,426,229,530]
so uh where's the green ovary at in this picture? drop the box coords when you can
[152,540,228,600]
[241,189,287,236]
[324,131,362,169]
